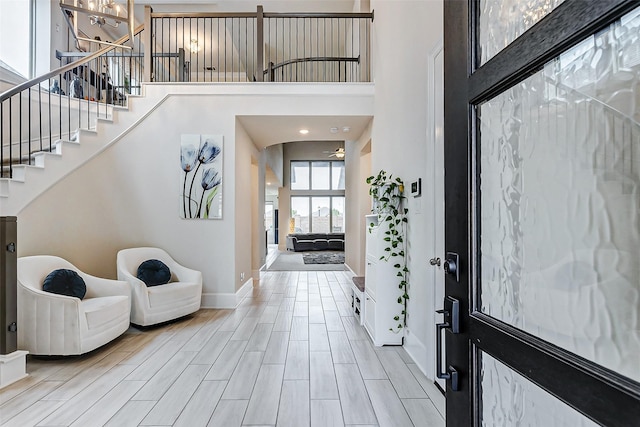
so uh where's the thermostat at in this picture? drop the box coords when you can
[410,178,422,197]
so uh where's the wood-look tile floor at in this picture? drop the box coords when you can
[0,271,445,427]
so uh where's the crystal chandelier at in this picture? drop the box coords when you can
[59,0,135,48]
[87,0,123,28]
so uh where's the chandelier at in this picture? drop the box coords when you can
[59,0,135,48]
[87,0,124,28]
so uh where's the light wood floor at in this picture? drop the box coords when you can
[0,271,445,427]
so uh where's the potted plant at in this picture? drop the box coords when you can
[366,170,409,331]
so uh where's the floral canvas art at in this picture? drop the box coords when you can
[180,134,223,219]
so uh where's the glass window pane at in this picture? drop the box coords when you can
[311,197,330,233]
[291,161,310,190]
[332,162,345,190]
[478,6,640,382]
[332,197,345,233]
[311,161,331,190]
[481,352,598,426]
[478,0,565,65]
[291,196,309,233]
[0,0,31,78]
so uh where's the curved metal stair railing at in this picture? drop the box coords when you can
[264,55,361,82]
[0,24,144,179]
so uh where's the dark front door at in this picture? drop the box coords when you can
[443,1,640,425]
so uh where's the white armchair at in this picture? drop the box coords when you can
[17,256,131,356]
[116,247,202,327]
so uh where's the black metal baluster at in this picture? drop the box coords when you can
[8,98,13,175]
[48,78,52,152]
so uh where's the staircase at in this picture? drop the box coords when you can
[0,71,198,216]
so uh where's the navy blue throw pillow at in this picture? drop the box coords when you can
[137,259,171,287]
[43,269,87,300]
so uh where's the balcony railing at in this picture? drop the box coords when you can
[146,6,373,83]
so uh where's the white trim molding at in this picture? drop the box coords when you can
[0,350,28,389]
[201,278,253,309]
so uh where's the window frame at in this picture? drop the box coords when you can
[289,160,346,234]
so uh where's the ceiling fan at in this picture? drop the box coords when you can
[324,147,345,159]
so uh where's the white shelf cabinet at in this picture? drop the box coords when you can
[363,214,404,346]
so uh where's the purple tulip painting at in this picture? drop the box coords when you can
[180,134,223,219]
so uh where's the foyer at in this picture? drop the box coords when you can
[0,270,444,427]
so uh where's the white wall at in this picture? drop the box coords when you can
[344,121,371,275]
[368,0,443,379]
[236,121,260,291]
[17,83,373,308]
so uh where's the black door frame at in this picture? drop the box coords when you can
[443,1,640,425]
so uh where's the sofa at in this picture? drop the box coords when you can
[286,233,345,251]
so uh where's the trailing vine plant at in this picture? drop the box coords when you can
[366,170,409,332]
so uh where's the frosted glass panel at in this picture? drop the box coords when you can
[479,6,640,382]
[479,0,565,65]
[481,352,598,426]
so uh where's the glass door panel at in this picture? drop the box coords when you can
[478,0,566,65]
[480,352,598,426]
[478,5,640,382]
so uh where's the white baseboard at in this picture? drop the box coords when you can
[403,330,429,375]
[344,263,357,275]
[0,350,29,390]
[201,278,254,309]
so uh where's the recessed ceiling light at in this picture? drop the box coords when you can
[330,127,339,133]
[342,126,351,133]
[267,182,272,185]
[299,129,309,135]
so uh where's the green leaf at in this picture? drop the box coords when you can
[397,297,402,303]
[398,324,403,329]
[203,187,219,219]
[397,272,403,277]
[379,256,385,261]
[403,267,409,272]
[384,237,391,241]
[384,247,391,252]
[402,217,408,223]
[394,263,401,268]
[394,316,399,321]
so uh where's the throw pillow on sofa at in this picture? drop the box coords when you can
[43,269,87,300]
[137,259,171,286]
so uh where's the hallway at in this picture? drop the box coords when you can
[0,271,444,426]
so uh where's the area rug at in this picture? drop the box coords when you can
[266,251,346,271]
[302,251,345,264]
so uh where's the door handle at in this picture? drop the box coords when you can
[436,321,459,391]
[429,257,441,266]
[435,296,460,391]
